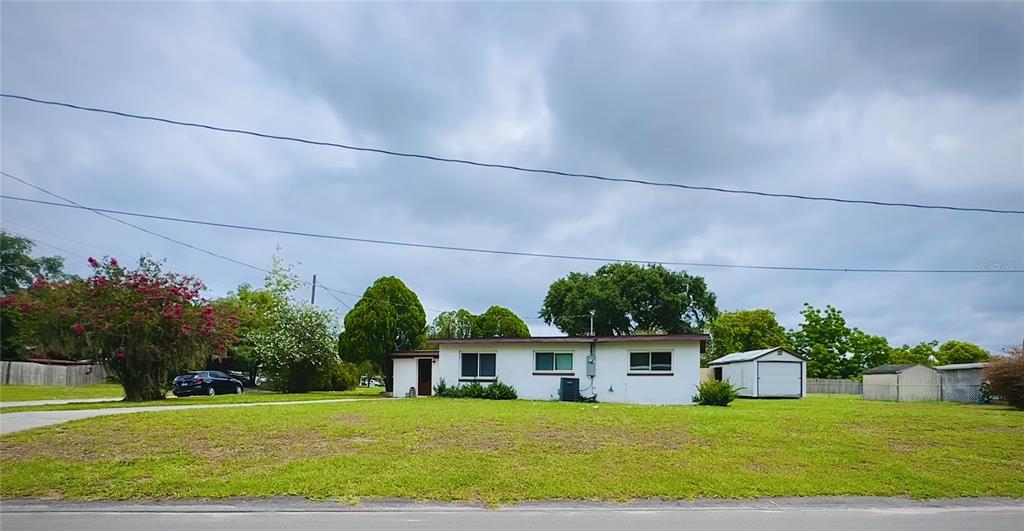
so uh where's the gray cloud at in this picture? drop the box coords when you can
[2,1,1021,353]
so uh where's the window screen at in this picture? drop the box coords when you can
[629,352,650,371]
[479,353,496,377]
[461,353,479,377]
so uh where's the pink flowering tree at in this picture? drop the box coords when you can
[1,257,238,401]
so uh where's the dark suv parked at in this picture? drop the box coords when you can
[172,371,243,397]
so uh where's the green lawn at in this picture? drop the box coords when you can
[1,396,1021,502]
[0,387,385,413]
[0,384,125,402]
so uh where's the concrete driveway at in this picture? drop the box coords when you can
[0,398,369,435]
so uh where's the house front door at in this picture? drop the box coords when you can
[417,358,432,396]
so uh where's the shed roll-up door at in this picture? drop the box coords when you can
[758,362,801,397]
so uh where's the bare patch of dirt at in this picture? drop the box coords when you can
[330,413,370,426]
[416,420,515,452]
[413,421,708,453]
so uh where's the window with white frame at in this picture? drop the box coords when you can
[535,351,573,372]
[461,352,496,378]
[629,351,672,372]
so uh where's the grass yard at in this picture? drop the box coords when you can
[0,384,125,402]
[1,396,1021,502]
[0,387,385,413]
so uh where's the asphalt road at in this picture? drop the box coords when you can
[0,398,368,435]
[2,499,1021,531]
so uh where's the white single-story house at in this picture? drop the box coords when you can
[862,364,940,402]
[388,334,709,405]
[707,347,806,398]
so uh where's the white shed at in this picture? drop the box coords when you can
[862,364,940,402]
[708,347,806,398]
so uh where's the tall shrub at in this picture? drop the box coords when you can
[1,257,237,401]
[250,302,341,393]
[984,346,1024,409]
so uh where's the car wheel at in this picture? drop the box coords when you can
[207,386,216,396]
[235,385,243,394]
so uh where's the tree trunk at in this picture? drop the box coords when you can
[123,384,165,402]
[118,357,167,401]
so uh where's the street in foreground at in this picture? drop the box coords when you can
[1,498,1021,531]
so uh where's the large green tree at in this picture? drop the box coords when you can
[788,304,890,379]
[0,231,71,295]
[540,263,718,336]
[428,309,477,339]
[0,231,74,359]
[706,309,790,365]
[887,341,938,366]
[472,306,530,338]
[338,276,426,389]
[937,340,989,365]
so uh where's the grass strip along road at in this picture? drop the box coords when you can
[0,387,385,412]
[0,384,125,402]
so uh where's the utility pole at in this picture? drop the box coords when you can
[310,274,317,304]
[589,310,595,337]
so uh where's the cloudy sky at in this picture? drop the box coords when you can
[1,2,1021,352]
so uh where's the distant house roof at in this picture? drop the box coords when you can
[934,362,989,371]
[430,334,709,345]
[863,364,933,375]
[708,347,804,365]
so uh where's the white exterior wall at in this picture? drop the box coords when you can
[392,357,441,397]
[720,361,758,397]
[435,340,702,405]
[392,358,418,397]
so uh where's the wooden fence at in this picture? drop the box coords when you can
[807,378,862,395]
[1,361,109,386]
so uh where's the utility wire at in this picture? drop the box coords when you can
[2,171,267,274]
[1,219,123,257]
[2,93,1019,216]
[1,172,358,314]
[1,228,89,260]
[1,172,558,321]
[3,193,1019,274]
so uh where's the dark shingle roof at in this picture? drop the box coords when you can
[863,364,922,375]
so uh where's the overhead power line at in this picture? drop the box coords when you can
[1,171,267,274]
[1,172,554,321]
[1,219,122,257]
[1,172,353,314]
[2,93,1019,216]
[0,228,89,260]
[4,193,1018,274]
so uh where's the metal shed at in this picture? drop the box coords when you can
[935,362,988,402]
[708,347,806,398]
[862,364,940,402]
